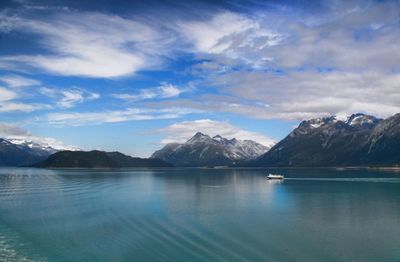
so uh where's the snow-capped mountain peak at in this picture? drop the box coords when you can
[213,135,224,142]
[151,133,273,166]
[5,137,79,152]
[345,113,381,127]
[0,136,79,166]
[299,113,381,131]
[186,132,212,144]
[299,116,336,130]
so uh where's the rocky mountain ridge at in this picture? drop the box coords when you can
[0,137,76,166]
[254,113,400,166]
[151,132,271,167]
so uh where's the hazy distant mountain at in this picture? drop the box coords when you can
[0,137,68,166]
[151,132,271,167]
[254,113,400,166]
[34,150,173,168]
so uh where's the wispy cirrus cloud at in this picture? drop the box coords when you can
[150,70,400,120]
[0,86,48,112]
[209,70,400,120]
[112,83,184,101]
[0,11,173,78]
[178,11,283,68]
[1,1,400,122]
[40,87,100,109]
[175,3,400,119]
[158,119,275,147]
[179,12,256,54]
[0,102,48,113]
[43,107,199,126]
[0,74,41,88]
[0,87,17,101]
[177,3,400,72]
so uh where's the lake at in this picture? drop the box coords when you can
[0,167,399,261]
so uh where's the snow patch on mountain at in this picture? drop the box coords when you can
[345,113,380,127]
[151,132,273,166]
[180,132,270,160]
[300,113,381,130]
[187,132,213,144]
[4,137,79,152]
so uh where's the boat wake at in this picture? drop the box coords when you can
[284,177,400,183]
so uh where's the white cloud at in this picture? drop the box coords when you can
[179,12,255,54]
[40,87,100,108]
[0,11,19,33]
[0,102,48,112]
[158,119,275,147]
[177,3,400,72]
[0,87,17,101]
[172,4,400,119]
[0,86,47,112]
[0,74,41,88]
[178,11,283,67]
[185,3,400,72]
[0,123,27,136]
[208,70,400,119]
[43,107,198,126]
[159,84,182,98]
[112,83,184,101]
[148,69,400,121]
[1,2,400,122]
[1,12,172,78]
[270,20,400,71]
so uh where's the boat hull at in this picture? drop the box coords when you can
[267,174,284,180]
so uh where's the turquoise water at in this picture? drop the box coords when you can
[0,167,399,261]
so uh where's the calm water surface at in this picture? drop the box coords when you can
[0,167,399,261]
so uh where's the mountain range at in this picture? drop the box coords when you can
[253,113,400,166]
[0,137,68,166]
[1,113,400,168]
[151,132,271,167]
[33,150,172,168]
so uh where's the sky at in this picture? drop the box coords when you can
[0,0,399,157]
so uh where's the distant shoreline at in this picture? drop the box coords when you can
[8,165,400,172]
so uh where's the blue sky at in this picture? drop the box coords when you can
[0,0,399,156]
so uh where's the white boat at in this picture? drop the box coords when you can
[267,174,284,180]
